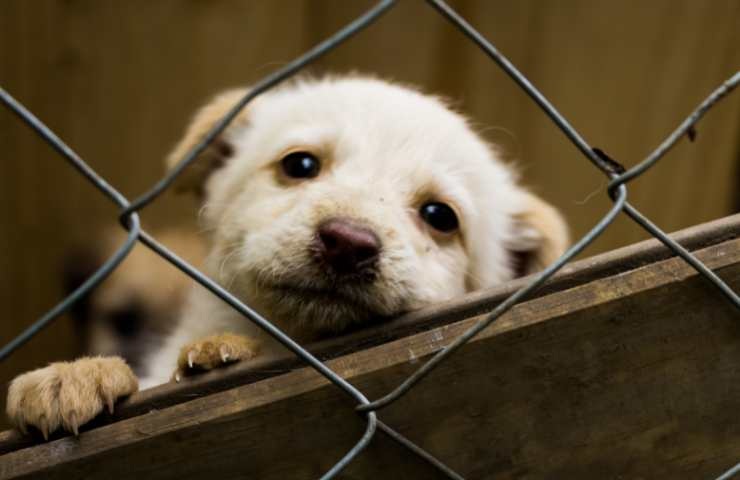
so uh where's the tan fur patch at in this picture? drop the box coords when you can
[6,356,137,438]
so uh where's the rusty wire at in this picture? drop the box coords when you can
[1,0,738,478]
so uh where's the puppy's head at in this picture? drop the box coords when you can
[168,77,568,339]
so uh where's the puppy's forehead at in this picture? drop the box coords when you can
[255,78,479,167]
[236,78,509,214]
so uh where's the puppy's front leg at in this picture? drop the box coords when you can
[174,332,259,381]
[6,356,137,438]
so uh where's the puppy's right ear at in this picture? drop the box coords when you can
[166,89,249,196]
[507,190,570,277]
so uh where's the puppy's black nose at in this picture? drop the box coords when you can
[316,218,381,275]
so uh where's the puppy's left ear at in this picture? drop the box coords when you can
[166,89,249,196]
[507,191,570,277]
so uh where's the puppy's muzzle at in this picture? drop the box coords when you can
[314,218,381,276]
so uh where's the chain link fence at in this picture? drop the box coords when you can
[1,0,739,478]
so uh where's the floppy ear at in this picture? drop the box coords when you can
[166,89,249,196]
[507,191,570,277]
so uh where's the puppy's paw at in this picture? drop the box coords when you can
[175,332,259,381]
[6,356,138,439]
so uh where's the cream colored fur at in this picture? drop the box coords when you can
[7,76,568,437]
[6,357,137,439]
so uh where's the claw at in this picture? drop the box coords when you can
[104,393,115,414]
[220,345,230,363]
[68,411,79,436]
[187,350,195,369]
[17,422,28,435]
[174,372,181,383]
[38,416,49,441]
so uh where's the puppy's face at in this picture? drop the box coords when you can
[169,77,568,339]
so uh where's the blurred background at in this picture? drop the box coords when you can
[1,0,738,425]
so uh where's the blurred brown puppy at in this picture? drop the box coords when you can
[63,228,205,375]
[6,228,204,438]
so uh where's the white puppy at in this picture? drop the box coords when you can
[7,76,568,437]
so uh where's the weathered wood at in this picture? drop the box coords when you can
[0,218,737,478]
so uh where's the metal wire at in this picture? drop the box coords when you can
[1,0,739,478]
[424,0,616,177]
[611,71,740,187]
[376,419,465,480]
[0,88,142,362]
[716,462,740,480]
[621,202,739,308]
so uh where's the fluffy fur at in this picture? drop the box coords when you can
[7,76,568,436]
[6,357,137,439]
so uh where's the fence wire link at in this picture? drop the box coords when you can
[1,0,739,478]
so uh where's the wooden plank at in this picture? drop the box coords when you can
[0,226,737,478]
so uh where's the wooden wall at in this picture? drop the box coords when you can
[0,0,738,424]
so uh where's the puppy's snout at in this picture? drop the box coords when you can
[315,218,381,275]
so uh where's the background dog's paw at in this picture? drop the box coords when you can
[175,333,259,381]
[6,357,138,439]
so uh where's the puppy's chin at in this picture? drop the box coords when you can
[240,272,401,340]
[264,286,383,337]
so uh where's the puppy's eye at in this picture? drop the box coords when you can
[419,202,459,233]
[281,151,320,179]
